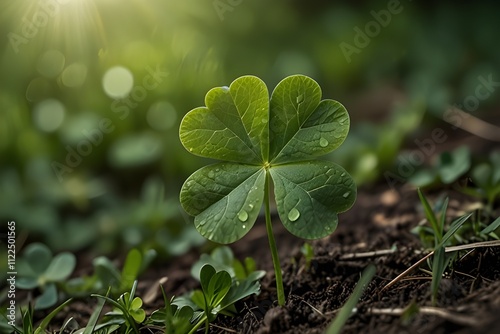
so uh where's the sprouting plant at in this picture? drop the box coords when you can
[325,264,375,334]
[65,248,156,296]
[179,263,264,334]
[9,298,72,334]
[179,74,356,305]
[417,189,472,305]
[16,243,76,309]
[461,150,500,212]
[300,242,314,271]
[148,287,195,334]
[190,246,261,281]
[147,248,264,334]
[92,281,145,334]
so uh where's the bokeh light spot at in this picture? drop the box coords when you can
[26,78,52,102]
[37,50,65,79]
[147,101,177,131]
[33,99,66,133]
[62,63,88,88]
[102,66,134,99]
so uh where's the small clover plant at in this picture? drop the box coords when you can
[16,243,76,309]
[179,74,356,305]
[174,263,264,334]
[149,289,195,334]
[409,146,471,187]
[190,246,261,281]
[65,248,156,297]
[462,150,500,211]
[92,281,145,334]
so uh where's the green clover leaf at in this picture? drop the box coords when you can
[180,75,355,244]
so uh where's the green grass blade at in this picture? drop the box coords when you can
[481,216,500,235]
[325,264,375,334]
[82,297,106,334]
[35,298,73,334]
[438,197,449,238]
[438,213,472,248]
[430,247,446,306]
[417,188,441,245]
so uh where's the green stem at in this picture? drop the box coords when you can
[264,170,286,306]
[187,314,207,334]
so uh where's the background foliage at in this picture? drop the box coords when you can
[0,0,499,262]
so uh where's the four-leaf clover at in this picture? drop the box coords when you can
[179,74,356,244]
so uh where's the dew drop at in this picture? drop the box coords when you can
[242,225,246,229]
[319,137,329,148]
[296,94,304,104]
[208,170,215,178]
[248,204,254,210]
[261,118,268,123]
[288,208,300,222]
[238,210,248,222]
[340,172,345,177]
[189,148,193,152]
[342,192,350,198]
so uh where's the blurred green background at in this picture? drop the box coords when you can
[1,0,499,256]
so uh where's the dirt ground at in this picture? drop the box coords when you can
[202,185,500,334]
[49,182,500,334]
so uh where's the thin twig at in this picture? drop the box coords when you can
[368,306,479,326]
[300,299,325,318]
[443,106,500,142]
[381,240,500,292]
[210,323,238,333]
[381,251,434,292]
[339,248,397,260]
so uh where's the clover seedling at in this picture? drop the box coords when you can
[179,75,356,305]
[409,146,471,187]
[16,242,76,309]
[461,151,500,212]
[92,281,145,333]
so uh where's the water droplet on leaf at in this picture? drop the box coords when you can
[296,94,304,104]
[248,204,254,210]
[340,172,345,177]
[319,137,329,148]
[242,225,246,229]
[208,170,215,178]
[261,118,268,123]
[238,210,248,222]
[288,208,300,222]
[342,192,350,198]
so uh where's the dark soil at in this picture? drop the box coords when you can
[50,183,500,334]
